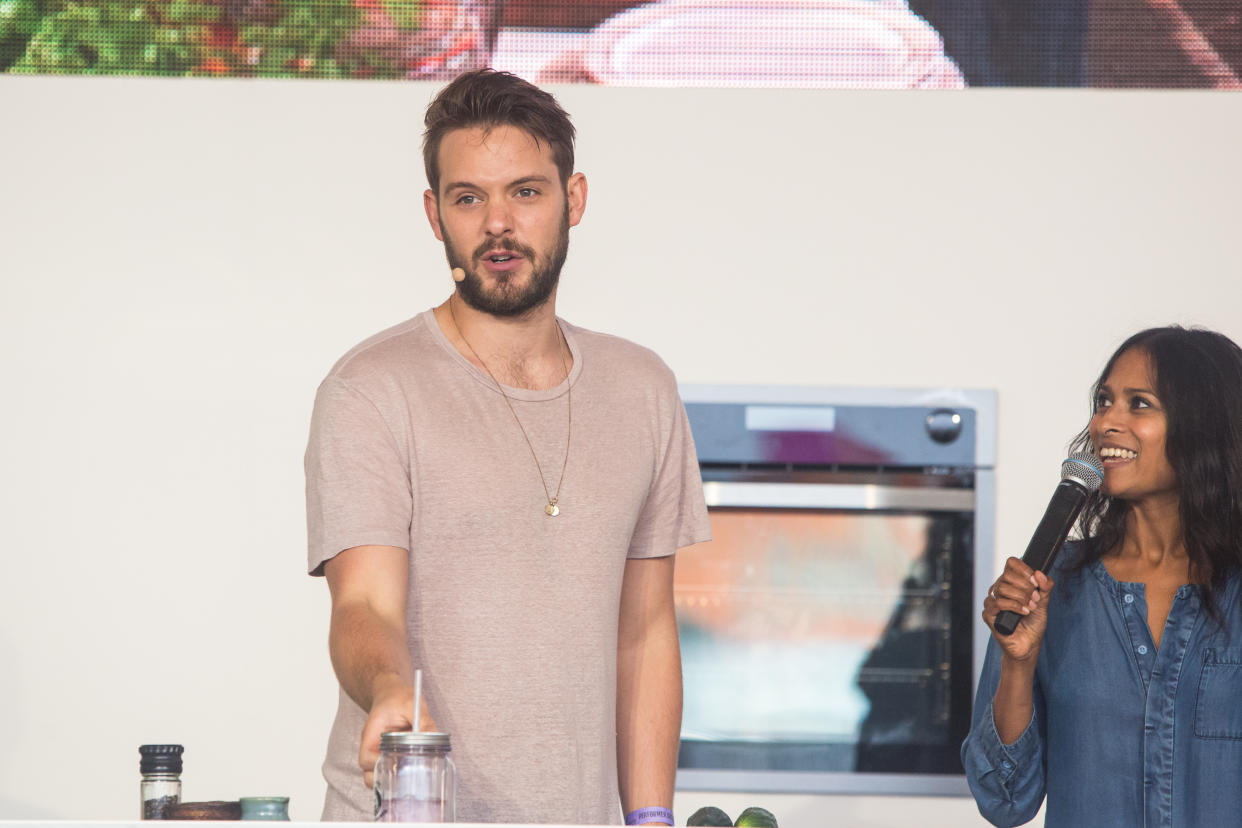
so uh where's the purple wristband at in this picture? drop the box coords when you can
[626,807,674,826]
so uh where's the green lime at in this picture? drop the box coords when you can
[734,806,777,828]
[686,805,733,826]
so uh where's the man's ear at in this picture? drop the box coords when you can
[566,173,587,227]
[424,189,444,241]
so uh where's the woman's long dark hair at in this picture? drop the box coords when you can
[1068,326,1242,621]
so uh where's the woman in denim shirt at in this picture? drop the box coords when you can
[962,326,1242,828]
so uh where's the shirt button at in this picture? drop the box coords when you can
[1138,645,1149,655]
[1124,593,1135,604]
[1002,761,1013,771]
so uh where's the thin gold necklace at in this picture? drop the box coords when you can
[448,297,572,517]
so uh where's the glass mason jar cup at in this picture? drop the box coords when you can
[374,732,455,823]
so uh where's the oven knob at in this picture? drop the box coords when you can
[926,409,963,444]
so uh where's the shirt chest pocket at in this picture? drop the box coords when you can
[1194,648,1242,740]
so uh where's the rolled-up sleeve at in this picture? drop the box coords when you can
[961,638,1047,827]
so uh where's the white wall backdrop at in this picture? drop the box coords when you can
[1,75,1239,827]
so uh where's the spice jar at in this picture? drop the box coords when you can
[139,744,184,819]
[373,732,455,822]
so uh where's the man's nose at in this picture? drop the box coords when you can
[484,200,513,236]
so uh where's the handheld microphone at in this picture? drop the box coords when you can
[993,451,1104,636]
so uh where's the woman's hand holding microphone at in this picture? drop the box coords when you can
[984,556,1054,743]
[985,556,1054,661]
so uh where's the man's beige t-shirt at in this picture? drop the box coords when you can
[305,310,711,824]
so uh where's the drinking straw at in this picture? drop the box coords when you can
[412,669,422,733]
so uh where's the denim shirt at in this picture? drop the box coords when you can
[961,542,1242,828]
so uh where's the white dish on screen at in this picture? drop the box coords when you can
[585,0,964,89]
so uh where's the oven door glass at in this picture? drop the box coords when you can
[676,505,974,779]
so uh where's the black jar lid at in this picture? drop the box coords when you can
[139,744,184,774]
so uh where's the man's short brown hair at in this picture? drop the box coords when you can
[422,69,576,195]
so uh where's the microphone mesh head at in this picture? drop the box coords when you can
[1062,451,1104,492]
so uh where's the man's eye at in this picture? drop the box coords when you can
[516,187,537,198]
[456,194,479,205]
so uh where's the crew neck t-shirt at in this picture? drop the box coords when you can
[306,309,711,823]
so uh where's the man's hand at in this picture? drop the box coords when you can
[359,675,439,788]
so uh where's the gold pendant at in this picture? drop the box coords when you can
[545,502,560,517]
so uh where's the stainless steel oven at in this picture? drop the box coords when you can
[675,385,995,796]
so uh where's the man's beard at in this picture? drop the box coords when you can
[442,206,571,318]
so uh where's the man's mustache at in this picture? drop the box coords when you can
[472,237,538,261]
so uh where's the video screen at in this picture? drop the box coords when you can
[3,0,1239,87]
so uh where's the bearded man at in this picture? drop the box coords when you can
[305,69,711,825]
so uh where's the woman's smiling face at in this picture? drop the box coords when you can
[1089,347,1179,505]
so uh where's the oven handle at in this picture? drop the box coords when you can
[701,481,975,512]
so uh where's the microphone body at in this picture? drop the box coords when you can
[994,453,1103,637]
